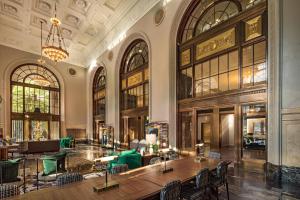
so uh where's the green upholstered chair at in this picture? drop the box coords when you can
[60,136,74,148]
[108,149,141,173]
[41,151,67,176]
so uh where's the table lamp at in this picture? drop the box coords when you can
[146,134,156,154]
[195,141,205,162]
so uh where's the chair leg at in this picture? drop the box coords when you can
[216,187,219,200]
[226,182,229,200]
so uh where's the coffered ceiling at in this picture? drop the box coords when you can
[0,0,160,67]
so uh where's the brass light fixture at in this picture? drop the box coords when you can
[42,3,69,62]
[32,21,50,87]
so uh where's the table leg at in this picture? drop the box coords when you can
[36,158,39,190]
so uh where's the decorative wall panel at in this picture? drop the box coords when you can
[196,28,236,60]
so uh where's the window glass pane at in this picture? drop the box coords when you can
[242,66,253,86]
[219,54,228,73]
[254,63,266,83]
[243,46,253,67]
[203,61,210,78]
[203,78,210,95]
[254,41,266,64]
[179,69,187,99]
[229,50,239,70]
[195,64,202,80]
[50,121,60,139]
[195,80,202,97]
[12,120,23,142]
[210,75,218,94]
[229,70,239,90]
[186,67,193,98]
[219,73,228,92]
[210,58,218,76]
[12,85,23,113]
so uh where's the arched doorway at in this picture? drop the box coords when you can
[10,64,60,141]
[177,0,267,162]
[119,39,149,147]
[92,66,106,141]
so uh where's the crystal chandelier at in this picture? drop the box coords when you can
[42,3,69,62]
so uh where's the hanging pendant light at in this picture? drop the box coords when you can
[42,2,69,62]
[32,21,50,87]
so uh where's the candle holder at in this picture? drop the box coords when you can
[93,167,119,192]
[161,152,173,174]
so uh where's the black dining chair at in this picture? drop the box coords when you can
[149,157,162,165]
[56,172,83,186]
[209,161,229,200]
[181,168,210,200]
[160,180,181,200]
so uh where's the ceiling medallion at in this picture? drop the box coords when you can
[154,7,165,26]
[42,3,69,62]
[68,68,77,76]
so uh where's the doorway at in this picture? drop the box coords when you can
[197,113,212,155]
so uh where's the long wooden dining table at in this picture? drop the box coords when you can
[9,157,219,200]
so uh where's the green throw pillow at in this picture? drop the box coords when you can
[43,159,57,176]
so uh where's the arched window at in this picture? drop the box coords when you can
[11,64,60,141]
[176,0,267,158]
[93,66,106,140]
[180,0,264,43]
[120,39,149,145]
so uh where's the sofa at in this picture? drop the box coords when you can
[25,140,60,154]
[108,149,141,173]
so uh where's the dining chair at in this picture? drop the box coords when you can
[56,172,83,186]
[149,157,161,165]
[208,151,221,160]
[160,180,181,200]
[209,161,229,200]
[110,164,128,174]
[181,168,210,200]
[0,184,19,199]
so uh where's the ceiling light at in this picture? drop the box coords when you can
[42,3,69,62]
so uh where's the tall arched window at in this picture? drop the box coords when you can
[177,0,267,161]
[11,64,60,141]
[120,39,149,146]
[93,66,106,140]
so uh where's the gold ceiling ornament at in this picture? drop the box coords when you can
[42,3,69,62]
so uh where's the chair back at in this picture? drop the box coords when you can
[130,139,139,150]
[208,151,221,159]
[195,168,209,189]
[149,157,161,165]
[160,180,181,200]
[56,172,83,186]
[18,141,28,154]
[0,185,19,199]
[216,161,228,184]
[138,139,147,150]
[110,164,128,174]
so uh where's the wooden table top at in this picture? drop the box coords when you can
[9,157,219,200]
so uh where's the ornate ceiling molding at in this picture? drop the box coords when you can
[0,0,160,67]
